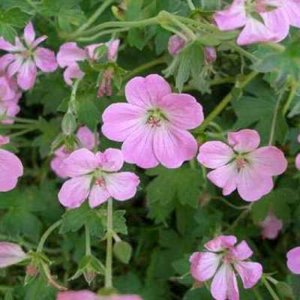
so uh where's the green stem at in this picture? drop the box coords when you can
[283,82,297,116]
[268,91,283,145]
[85,225,91,256]
[71,0,115,39]
[77,28,129,42]
[9,127,37,138]
[262,277,280,300]
[186,0,196,10]
[216,197,251,210]
[13,117,38,124]
[229,42,258,61]
[37,220,62,253]
[226,205,252,232]
[105,199,113,288]
[195,71,258,132]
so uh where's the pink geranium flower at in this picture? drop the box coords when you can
[190,235,263,300]
[0,136,23,191]
[287,247,300,274]
[0,22,57,90]
[214,0,300,45]
[51,126,97,178]
[57,291,142,300]
[0,242,27,268]
[259,212,283,240]
[58,148,140,208]
[197,129,287,201]
[57,40,120,86]
[295,134,300,170]
[102,74,204,169]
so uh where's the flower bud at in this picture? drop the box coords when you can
[204,47,217,64]
[62,112,77,135]
[0,242,27,268]
[167,35,186,56]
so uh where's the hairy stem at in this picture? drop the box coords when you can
[105,199,113,288]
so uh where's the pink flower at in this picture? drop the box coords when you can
[51,126,97,178]
[0,136,23,191]
[197,129,287,201]
[168,35,186,56]
[259,212,283,240]
[0,242,27,268]
[213,0,300,45]
[102,74,204,169]
[190,235,263,300]
[296,134,300,170]
[57,40,120,86]
[58,148,140,208]
[0,22,57,90]
[287,247,300,274]
[57,291,142,300]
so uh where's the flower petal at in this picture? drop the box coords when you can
[249,146,287,176]
[230,241,253,260]
[125,74,171,108]
[207,162,238,196]
[213,0,247,31]
[0,54,15,72]
[102,103,145,142]
[63,64,84,86]
[88,184,110,208]
[106,39,120,61]
[205,235,237,252]
[97,148,124,172]
[0,38,16,51]
[0,149,23,192]
[228,129,260,152]
[7,56,23,77]
[62,148,98,177]
[121,125,159,169]
[234,261,263,289]
[237,17,279,45]
[17,60,37,90]
[260,212,283,240]
[159,93,204,130]
[153,125,198,168]
[296,153,300,170]
[198,141,234,169]
[236,166,274,201]
[24,22,35,47]
[105,172,140,201]
[189,252,221,282]
[287,247,300,274]
[34,47,58,72]
[76,126,97,150]
[0,242,27,268]
[58,176,91,208]
[57,42,87,68]
[283,0,300,28]
[57,291,99,300]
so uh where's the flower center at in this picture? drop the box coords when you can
[235,155,248,170]
[246,0,280,14]
[95,177,105,187]
[146,108,167,128]
[21,49,33,59]
[223,252,235,264]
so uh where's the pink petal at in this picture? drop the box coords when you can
[121,125,159,169]
[106,39,120,61]
[0,76,16,101]
[287,247,300,274]
[236,166,274,201]
[237,17,279,45]
[24,22,35,47]
[58,176,91,208]
[205,235,237,252]
[0,54,15,72]
[211,264,239,300]
[63,64,84,86]
[296,153,300,170]
[62,148,98,177]
[198,141,234,169]
[88,184,110,208]
[159,93,204,130]
[0,136,9,146]
[125,74,171,108]
[153,125,198,168]
[34,47,58,72]
[249,146,287,176]
[102,103,145,142]
[50,155,69,178]
[57,42,86,68]
[7,56,23,77]
[31,35,47,49]
[260,8,290,43]
[189,252,221,282]
[105,172,140,201]
[207,162,238,196]
[0,242,27,268]
[234,261,263,289]
[17,60,37,90]
[57,290,99,300]
[228,129,260,152]
[230,241,253,260]
[260,212,283,240]
[0,38,16,51]
[97,148,124,172]
[168,35,186,56]
[213,0,247,31]
[76,126,97,150]
[85,43,102,60]
[283,0,300,28]
[0,149,23,192]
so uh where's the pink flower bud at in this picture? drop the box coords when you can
[0,242,27,268]
[204,47,217,64]
[0,135,10,146]
[168,35,186,56]
[259,212,283,240]
[97,69,114,98]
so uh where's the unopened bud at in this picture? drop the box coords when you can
[204,47,217,64]
[62,112,77,135]
[168,35,186,56]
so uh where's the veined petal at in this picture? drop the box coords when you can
[230,241,253,260]
[34,47,58,72]
[283,0,300,28]
[0,54,15,72]
[57,290,99,300]
[296,153,300,170]
[57,42,86,68]
[0,242,27,268]
[7,56,23,77]
[228,129,260,153]
[76,126,97,150]
[63,64,84,86]
[287,247,300,274]
[97,148,124,172]
[0,38,16,51]
[234,261,263,289]
[24,22,35,47]
[17,59,37,90]
[88,184,110,208]
[205,235,237,252]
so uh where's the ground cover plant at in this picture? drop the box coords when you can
[0,0,299,299]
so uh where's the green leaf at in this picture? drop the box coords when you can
[113,241,132,264]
